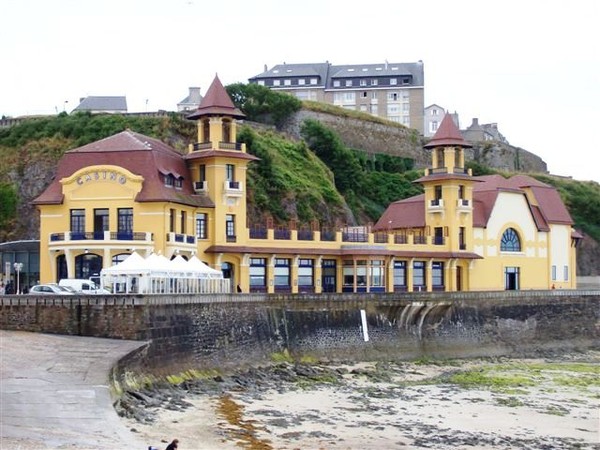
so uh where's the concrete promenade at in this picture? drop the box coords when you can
[0,330,147,449]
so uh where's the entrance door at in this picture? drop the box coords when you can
[505,267,520,290]
[221,262,235,292]
[321,259,337,293]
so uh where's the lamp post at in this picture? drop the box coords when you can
[13,262,23,295]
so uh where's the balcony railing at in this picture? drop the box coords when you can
[166,233,196,245]
[373,232,388,243]
[192,142,212,151]
[433,236,445,245]
[249,228,268,239]
[219,142,242,151]
[414,235,426,245]
[274,229,291,240]
[223,180,243,196]
[342,231,368,242]
[394,234,408,244]
[226,235,237,243]
[49,231,153,242]
[297,229,314,241]
[194,181,208,193]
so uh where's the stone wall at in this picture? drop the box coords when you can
[2,291,599,373]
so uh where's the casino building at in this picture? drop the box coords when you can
[33,76,580,293]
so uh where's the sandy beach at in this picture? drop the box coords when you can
[122,351,600,450]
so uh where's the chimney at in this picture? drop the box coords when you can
[471,118,479,126]
[264,64,267,72]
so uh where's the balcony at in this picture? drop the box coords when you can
[457,198,472,212]
[192,142,212,151]
[218,142,243,151]
[194,181,208,193]
[49,231,153,242]
[223,180,243,197]
[428,198,444,212]
[166,232,197,253]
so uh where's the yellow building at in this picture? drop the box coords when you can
[33,77,580,293]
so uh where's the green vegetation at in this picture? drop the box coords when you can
[532,174,600,242]
[226,83,302,128]
[0,111,194,150]
[300,118,423,220]
[240,126,346,225]
[0,182,17,231]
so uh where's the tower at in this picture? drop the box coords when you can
[184,75,258,259]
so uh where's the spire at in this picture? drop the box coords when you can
[424,113,471,148]
[186,74,245,120]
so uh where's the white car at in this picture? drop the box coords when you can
[29,284,75,295]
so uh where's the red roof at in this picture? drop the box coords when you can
[32,131,214,208]
[373,173,573,232]
[424,113,472,148]
[186,75,245,120]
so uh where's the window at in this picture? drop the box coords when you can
[298,259,314,288]
[223,119,232,142]
[202,120,210,142]
[93,208,108,238]
[249,258,266,288]
[70,209,85,236]
[226,164,235,182]
[362,91,368,98]
[371,79,378,86]
[429,121,439,133]
[402,77,410,85]
[274,258,290,288]
[343,260,355,288]
[432,262,444,289]
[343,92,356,102]
[434,185,442,201]
[310,78,317,85]
[345,80,353,87]
[552,265,557,281]
[390,78,397,85]
[356,260,367,287]
[370,260,384,288]
[117,208,133,236]
[436,149,445,168]
[413,261,426,290]
[431,109,439,116]
[388,92,399,101]
[360,79,367,86]
[169,208,176,232]
[501,228,521,252]
[333,80,341,87]
[257,80,265,86]
[196,213,208,239]
[459,227,466,250]
[174,177,182,189]
[164,174,174,187]
[298,79,306,85]
[284,79,291,86]
[226,215,235,241]
[564,265,569,281]
[180,211,186,234]
[434,227,444,245]
[393,261,406,288]
[273,79,281,86]
[458,185,465,199]
[199,165,206,182]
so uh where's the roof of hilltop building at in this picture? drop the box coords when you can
[249,61,425,88]
[32,130,213,208]
[73,96,127,113]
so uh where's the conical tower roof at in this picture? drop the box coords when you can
[186,75,245,120]
[424,113,471,148]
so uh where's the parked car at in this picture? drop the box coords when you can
[58,278,110,294]
[29,284,75,295]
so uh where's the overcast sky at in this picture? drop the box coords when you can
[2,0,599,182]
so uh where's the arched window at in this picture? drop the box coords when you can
[223,119,232,143]
[501,228,521,252]
[202,119,210,143]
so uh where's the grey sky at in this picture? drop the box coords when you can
[2,0,598,181]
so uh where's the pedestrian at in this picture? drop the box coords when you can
[165,438,179,450]
[5,281,13,295]
[0,282,5,295]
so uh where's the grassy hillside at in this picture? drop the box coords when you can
[0,110,599,248]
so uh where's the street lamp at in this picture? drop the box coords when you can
[13,262,23,295]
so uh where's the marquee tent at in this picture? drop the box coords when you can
[100,252,230,294]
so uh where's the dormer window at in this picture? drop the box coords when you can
[164,174,174,187]
[174,177,183,189]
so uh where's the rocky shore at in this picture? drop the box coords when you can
[118,350,600,450]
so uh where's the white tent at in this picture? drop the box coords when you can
[100,252,230,295]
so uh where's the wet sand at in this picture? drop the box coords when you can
[124,353,600,450]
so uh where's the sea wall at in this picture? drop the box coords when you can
[2,291,599,373]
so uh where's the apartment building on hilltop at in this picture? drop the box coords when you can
[249,61,424,133]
